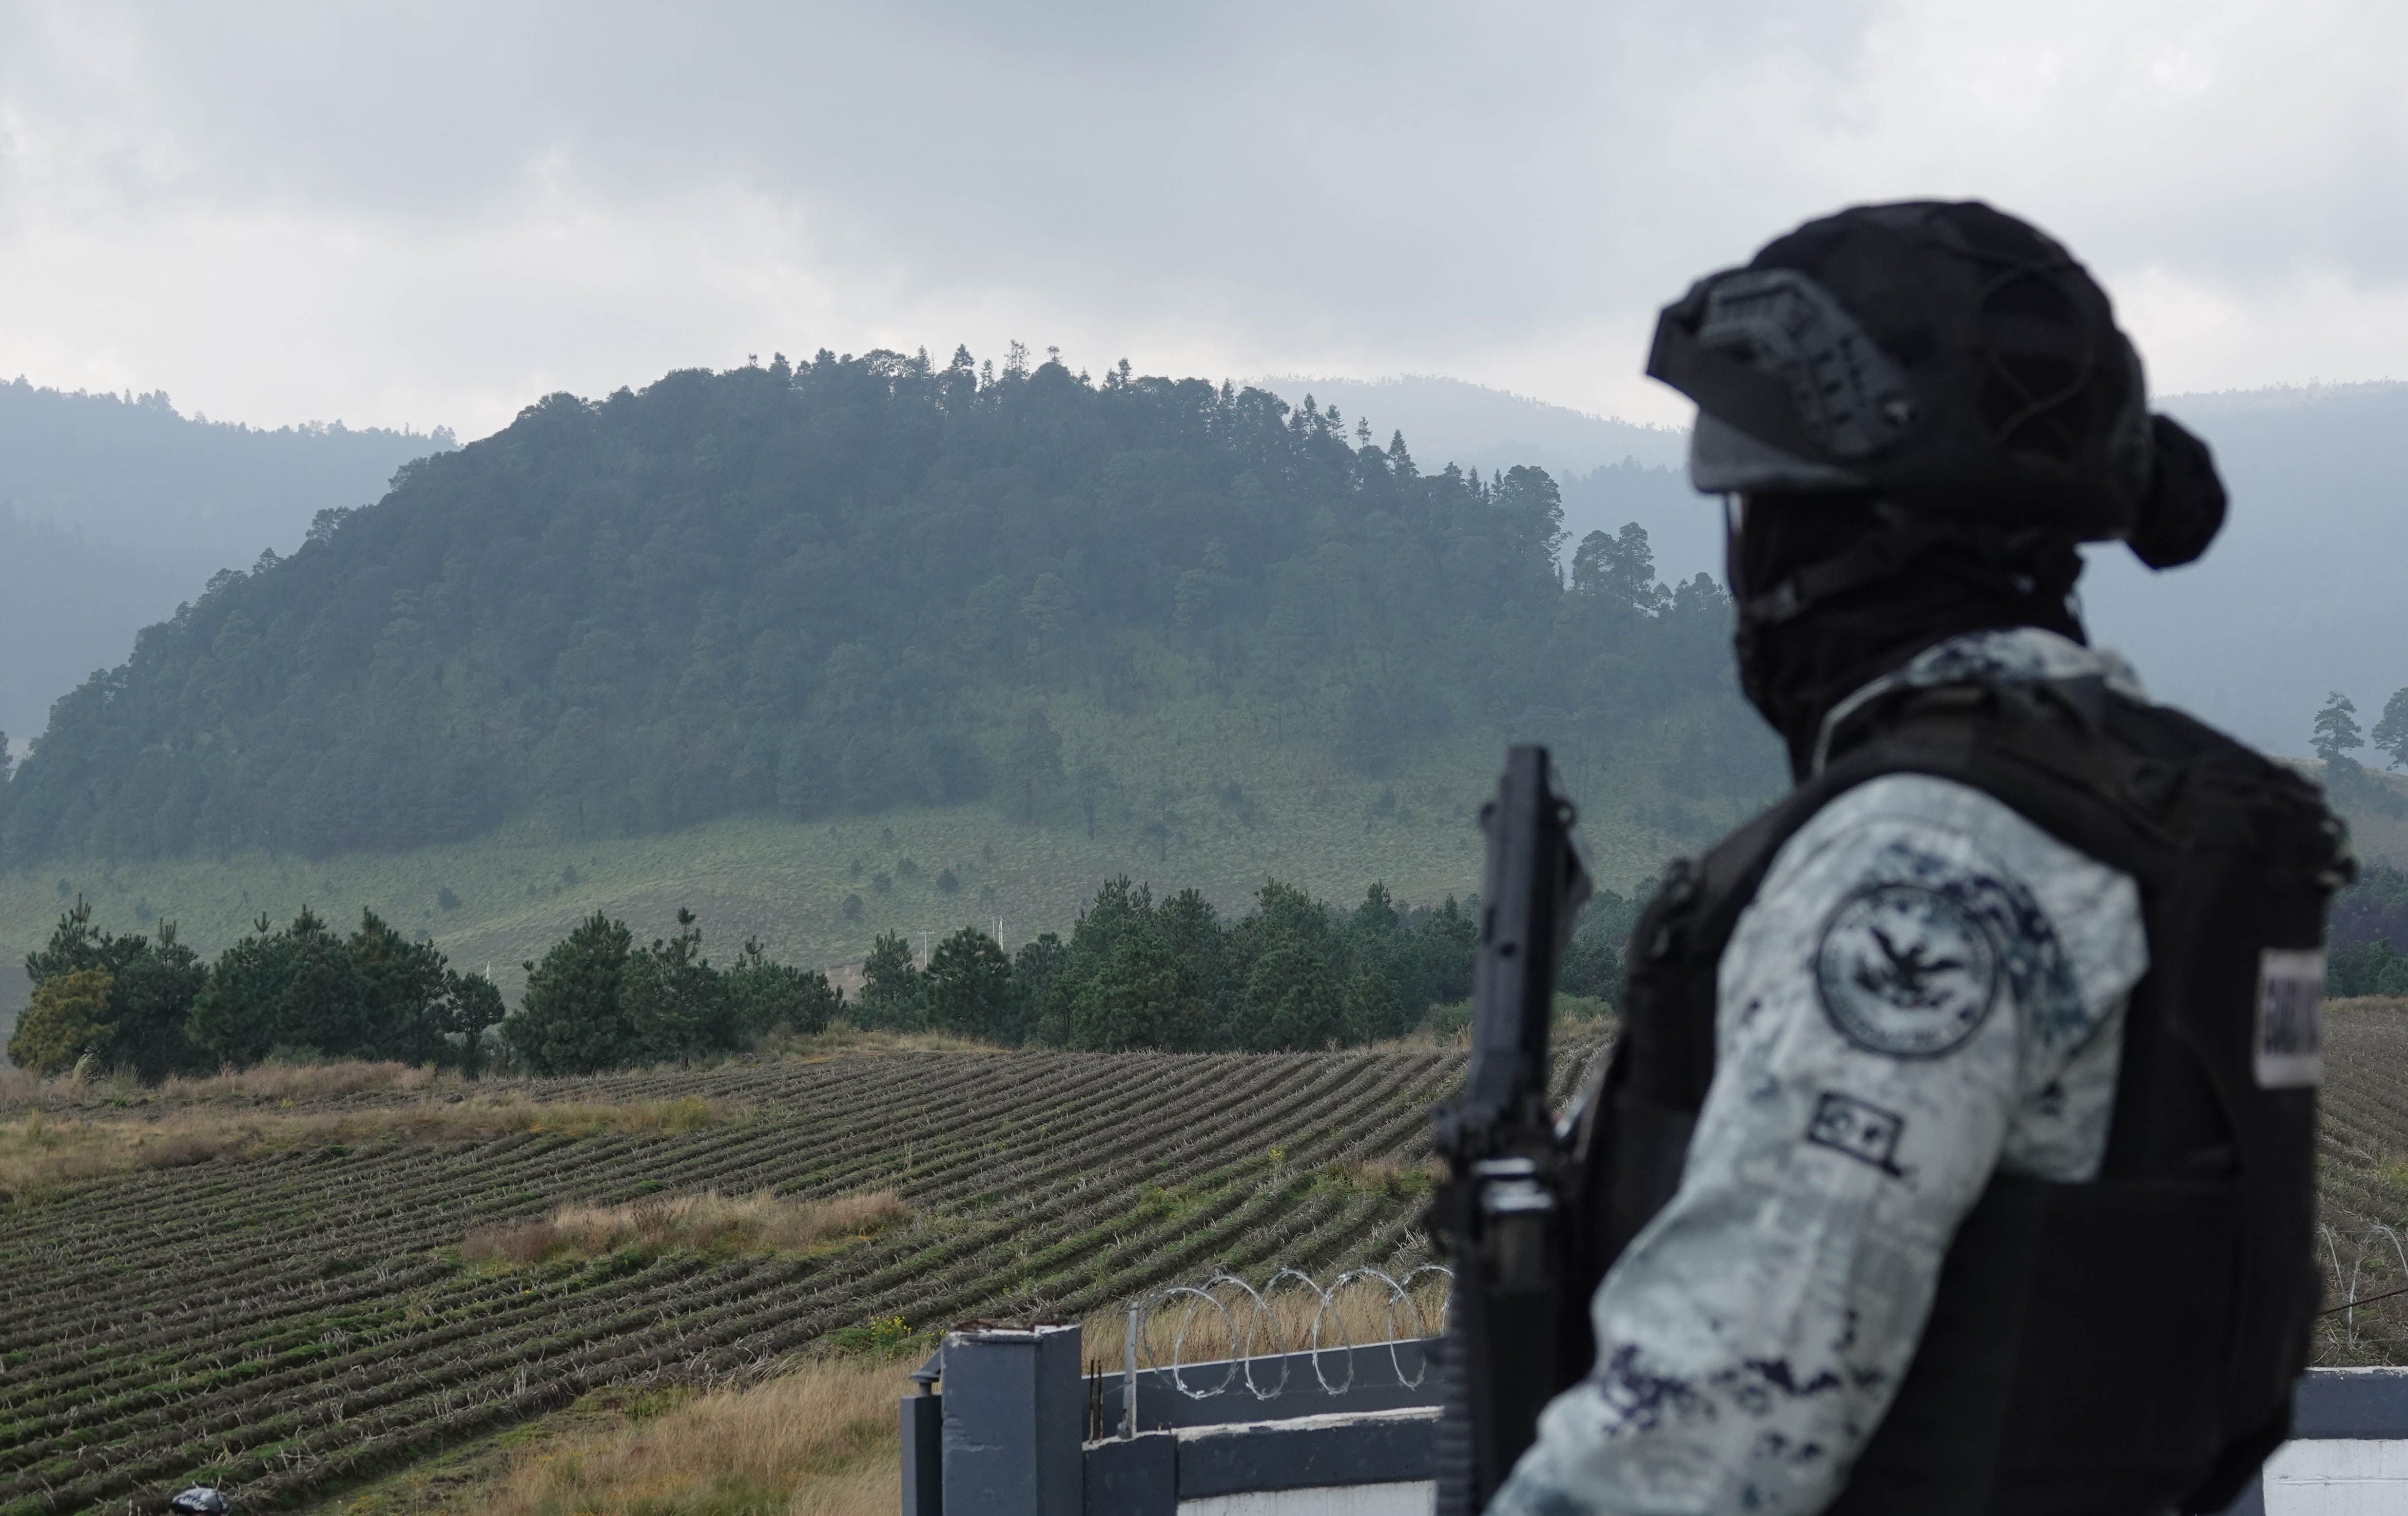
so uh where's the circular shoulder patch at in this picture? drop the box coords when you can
[1815,883,2001,1057]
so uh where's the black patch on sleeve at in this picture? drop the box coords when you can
[1806,1090,1905,1175]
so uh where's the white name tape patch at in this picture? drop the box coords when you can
[2254,948,2325,1090]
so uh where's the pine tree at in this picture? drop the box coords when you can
[2373,688,2408,770]
[621,907,732,1063]
[725,937,841,1039]
[858,931,921,1029]
[923,928,1015,1040]
[503,913,638,1075]
[2314,692,2366,765]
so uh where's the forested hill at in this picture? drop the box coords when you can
[0,349,1774,866]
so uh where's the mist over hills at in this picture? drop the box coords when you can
[0,379,448,743]
[0,351,1772,871]
[1256,374,1687,478]
[1,357,2394,873]
[1258,375,1712,599]
[1282,374,2408,756]
[2085,381,2408,754]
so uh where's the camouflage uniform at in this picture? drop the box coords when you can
[1491,627,2153,1516]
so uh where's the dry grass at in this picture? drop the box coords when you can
[161,1060,450,1102]
[0,1094,737,1197]
[340,1271,1443,1515]
[2332,996,2408,1015]
[0,1056,454,1113]
[0,1066,45,1106]
[477,1358,903,1516]
[1366,997,1616,1054]
[1080,1268,1452,1369]
[759,1021,1009,1059]
[464,1189,910,1266]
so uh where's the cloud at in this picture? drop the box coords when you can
[0,0,2401,437]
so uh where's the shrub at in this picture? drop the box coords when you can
[727,939,843,1038]
[9,968,117,1076]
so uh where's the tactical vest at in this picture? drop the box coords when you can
[1568,674,2350,1515]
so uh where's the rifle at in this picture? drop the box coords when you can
[1432,744,1593,1516]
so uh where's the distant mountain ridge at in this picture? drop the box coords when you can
[5,362,2391,771]
[1255,374,1687,478]
[1271,373,2408,755]
[0,379,446,742]
[2082,380,2408,752]
[1257,375,1716,592]
[0,379,452,550]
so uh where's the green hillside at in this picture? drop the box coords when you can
[0,350,1772,870]
[0,685,1716,1019]
[0,348,1779,1040]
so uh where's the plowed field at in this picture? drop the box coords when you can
[6,1008,2407,1514]
[0,1045,1578,1515]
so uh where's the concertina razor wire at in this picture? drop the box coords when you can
[1117,1264,1455,1417]
[2322,1224,2408,1349]
[1090,1227,2404,1438]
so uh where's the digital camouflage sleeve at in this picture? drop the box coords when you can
[1489,768,2149,1516]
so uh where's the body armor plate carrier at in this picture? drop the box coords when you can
[1568,674,2350,1514]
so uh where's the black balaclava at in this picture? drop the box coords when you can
[1731,492,2086,778]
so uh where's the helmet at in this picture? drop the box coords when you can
[1647,200,2224,570]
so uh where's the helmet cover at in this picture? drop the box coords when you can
[1650,200,2224,566]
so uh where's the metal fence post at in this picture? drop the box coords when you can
[902,1349,945,1516]
[1123,1302,1141,1439]
[941,1325,1084,1516]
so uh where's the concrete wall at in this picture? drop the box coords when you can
[1180,1483,1432,1516]
[2262,1439,2408,1514]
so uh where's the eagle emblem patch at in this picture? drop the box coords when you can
[1815,882,2002,1058]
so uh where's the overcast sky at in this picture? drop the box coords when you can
[2,0,2402,441]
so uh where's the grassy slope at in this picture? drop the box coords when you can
[0,694,1719,1013]
[3,721,2390,1043]
[0,709,2390,1038]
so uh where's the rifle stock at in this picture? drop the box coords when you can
[1432,745,1593,1516]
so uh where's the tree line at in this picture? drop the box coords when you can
[504,874,1635,1069]
[2330,862,2408,999]
[8,897,505,1079]
[46,849,2403,1077]
[11,875,1640,1079]
[0,348,1774,866]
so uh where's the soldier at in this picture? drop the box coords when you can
[1490,202,2351,1515]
